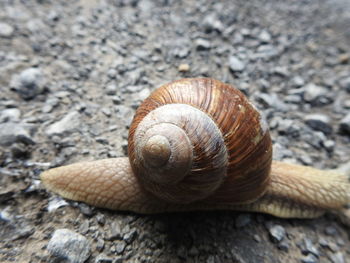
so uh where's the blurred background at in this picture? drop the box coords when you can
[0,1,350,262]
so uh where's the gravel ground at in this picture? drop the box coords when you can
[1,0,350,262]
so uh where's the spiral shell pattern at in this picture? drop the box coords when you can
[128,78,272,204]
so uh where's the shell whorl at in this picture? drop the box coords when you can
[128,78,272,204]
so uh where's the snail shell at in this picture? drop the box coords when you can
[128,78,272,204]
[40,77,350,218]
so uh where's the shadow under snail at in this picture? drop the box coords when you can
[41,78,350,218]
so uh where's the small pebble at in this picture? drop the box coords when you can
[235,214,252,228]
[105,84,118,95]
[123,228,137,244]
[302,238,319,257]
[277,240,289,252]
[303,83,330,105]
[96,213,106,225]
[304,114,332,134]
[95,254,113,263]
[330,252,345,263]
[0,122,35,146]
[325,226,338,236]
[268,224,285,243]
[115,241,126,255]
[79,220,89,235]
[78,203,94,217]
[11,67,46,100]
[0,22,14,37]
[229,56,245,72]
[301,254,318,263]
[178,63,190,72]
[47,198,68,212]
[203,14,224,32]
[96,238,105,252]
[322,140,335,152]
[258,30,271,43]
[195,38,211,50]
[47,229,91,263]
[253,234,261,243]
[107,221,122,240]
[339,77,350,92]
[46,111,81,136]
[291,76,305,87]
[339,113,350,135]
[0,108,21,123]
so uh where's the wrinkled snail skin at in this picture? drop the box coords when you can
[40,78,350,219]
[40,158,350,218]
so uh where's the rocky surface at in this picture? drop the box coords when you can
[0,0,350,262]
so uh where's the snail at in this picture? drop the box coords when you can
[41,78,350,218]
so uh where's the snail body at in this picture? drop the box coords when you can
[41,78,350,218]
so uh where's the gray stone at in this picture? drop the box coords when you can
[268,224,285,243]
[47,229,91,263]
[107,221,122,240]
[301,254,318,263]
[115,241,126,254]
[96,213,106,225]
[123,228,137,244]
[284,94,302,104]
[112,95,122,104]
[173,46,190,58]
[12,224,34,240]
[303,83,330,105]
[272,66,289,77]
[138,88,151,101]
[254,44,279,58]
[0,122,35,146]
[195,38,211,50]
[203,14,224,32]
[339,113,350,134]
[325,226,338,236]
[299,154,312,165]
[11,68,46,100]
[0,208,13,222]
[229,56,245,72]
[101,107,112,117]
[47,197,68,212]
[304,114,332,134]
[258,30,271,43]
[330,252,345,263]
[96,238,104,252]
[235,214,252,228]
[0,108,21,123]
[115,105,134,126]
[46,111,81,136]
[339,77,350,92]
[42,98,59,113]
[302,238,319,257]
[256,93,289,111]
[95,254,113,263]
[277,240,289,252]
[79,220,89,235]
[105,84,117,95]
[291,76,305,87]
[277,119,300,137]
[107,68,117,79]
[273,142,293,160]
[78,203,93,217]
[0,22,14,37]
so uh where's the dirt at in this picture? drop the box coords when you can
[0,0,350,262]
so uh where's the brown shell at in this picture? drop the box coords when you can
[128,78,272,205]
